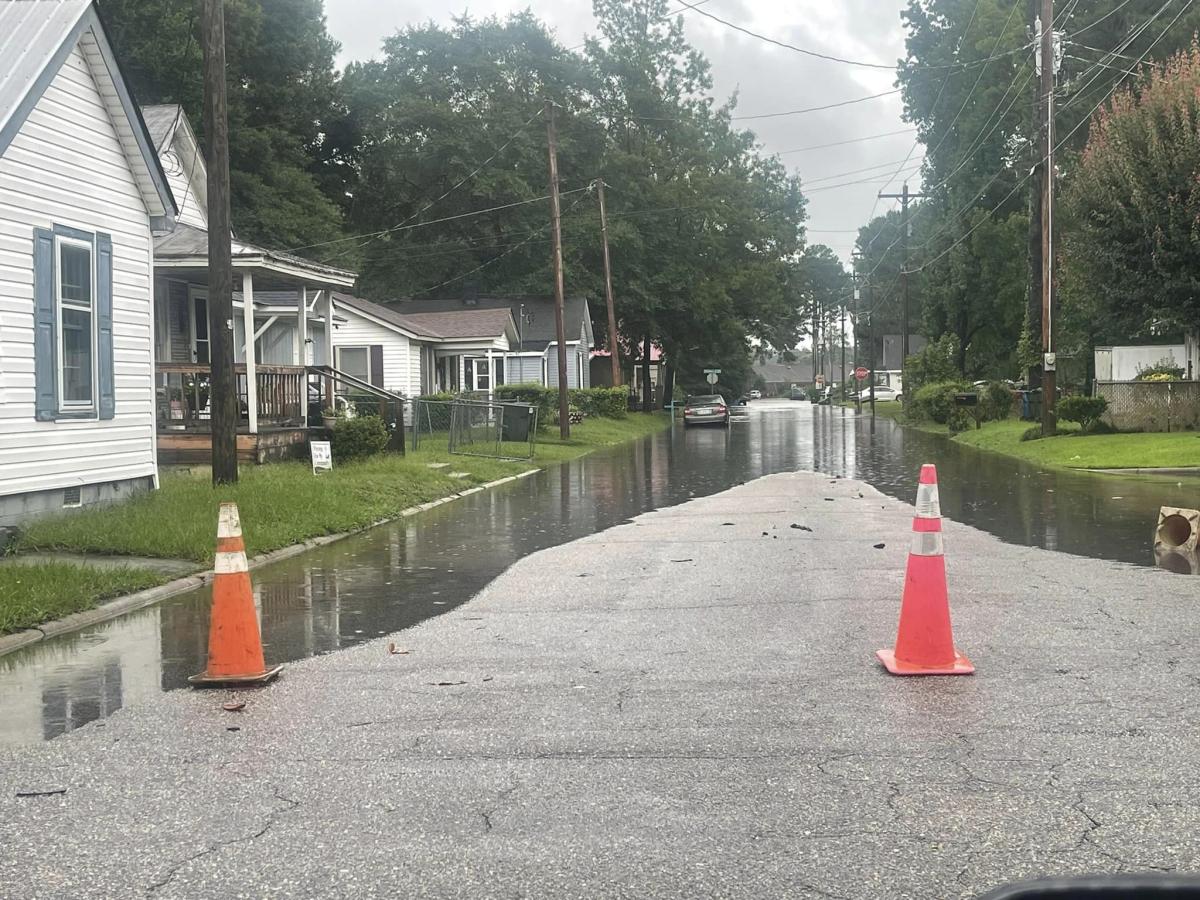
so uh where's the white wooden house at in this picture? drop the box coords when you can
[394,295,594,391]
[141,104,357,464]
[0,1,177,525]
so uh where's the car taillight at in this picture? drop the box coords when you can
[684,407,693,415]
[715,405,727,413]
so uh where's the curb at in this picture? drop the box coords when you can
[0,468,542,660]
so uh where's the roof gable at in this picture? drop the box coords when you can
[142,103,208,231]
[0,1,175,224]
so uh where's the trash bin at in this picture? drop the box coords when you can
[1019,388,1043,421]
[501,403,535,442]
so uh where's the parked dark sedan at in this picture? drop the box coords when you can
[682,394,730,427]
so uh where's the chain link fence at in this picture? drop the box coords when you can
[411,398,538,460]
[1096,381,1200,432]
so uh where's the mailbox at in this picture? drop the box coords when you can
[953,393,979,407]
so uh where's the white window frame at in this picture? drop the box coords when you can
[335,345,372,386]
[55,234,97,413]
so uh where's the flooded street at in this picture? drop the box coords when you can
[2,400,1194,745]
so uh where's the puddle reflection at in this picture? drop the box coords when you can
[2,403,1193,745]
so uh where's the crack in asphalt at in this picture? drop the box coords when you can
[144,786,300,895]
[479,781,520,834]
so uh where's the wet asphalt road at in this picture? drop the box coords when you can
[2,399,1198,747]
[2,471,1199,897]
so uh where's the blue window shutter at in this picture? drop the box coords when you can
[97,232,115,419]
[33,228,56,421]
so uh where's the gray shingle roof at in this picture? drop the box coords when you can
[330,293,442,339]
[400,309,514,340]
[141,103,180,151]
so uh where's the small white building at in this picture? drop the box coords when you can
[0,1,177,525]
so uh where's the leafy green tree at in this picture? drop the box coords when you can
[1062,44,1200,343]
[99,0,345,252]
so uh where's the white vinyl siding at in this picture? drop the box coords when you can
[0,45,156,497]
[331,306,417,395]
[159,145,207,230]
[505,355,545,385]
[545,344,585,389]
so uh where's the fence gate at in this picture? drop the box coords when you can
[412,398,537,461]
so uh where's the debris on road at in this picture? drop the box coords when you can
[387,642,411,655]
[221,700,246,712]
[15,788,67,798]
[873,543,886,550]
[790,524,812,532]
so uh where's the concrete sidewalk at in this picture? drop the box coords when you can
[2,471,1199,899]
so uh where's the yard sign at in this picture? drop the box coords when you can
[311,440,333,474]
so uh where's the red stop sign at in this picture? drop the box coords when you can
[855,366,869,381]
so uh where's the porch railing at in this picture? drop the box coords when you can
[156,363,306,431]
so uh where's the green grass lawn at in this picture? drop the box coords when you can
[951,418,1200,469]
[0,564,165,635]
[16,413,669,564]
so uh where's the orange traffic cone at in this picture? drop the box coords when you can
[188,503,282,687]
[876,464,974,676]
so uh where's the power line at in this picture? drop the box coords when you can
[864,0,1168,281]
[777,128,917,155]
[909,0,1192,274]
[671,0,1028,71]
[876,0,991,205]
[801,156,927,186]
[1068,0,1137,37]
[286,108,546,255]
[410,191,594,296]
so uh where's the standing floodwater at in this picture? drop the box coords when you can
[1,400,1191,744]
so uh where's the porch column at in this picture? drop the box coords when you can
[324,291,335,407]
[296,287,307,365]
[486,347,493,402]
[243,270,258,434]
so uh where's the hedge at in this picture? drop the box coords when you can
[909,380,970,424]
[494,383,628,425]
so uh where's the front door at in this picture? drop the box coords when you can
[189,291,209,364]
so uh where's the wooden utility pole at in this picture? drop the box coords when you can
[840,297,847,400]
[201,0,238,485]
[597,180,621,387]
[867,280,876,421]
[545,100,570,439]
[878,183,925,378]
[1038,0,1058,436]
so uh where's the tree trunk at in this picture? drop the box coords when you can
[641,336,653,411]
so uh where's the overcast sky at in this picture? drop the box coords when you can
[325,0,920,265]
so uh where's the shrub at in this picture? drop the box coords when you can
[1136,358,1184,381]
[903,334,962,396]
[979,381,1015,422]
[1057,394,1109,431]
[330,414,389,461]
[569,386,627,418]
[416,391,456,403]
[947,408,975,435]
[1020,425,1043,442]
[909,380,970,424]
